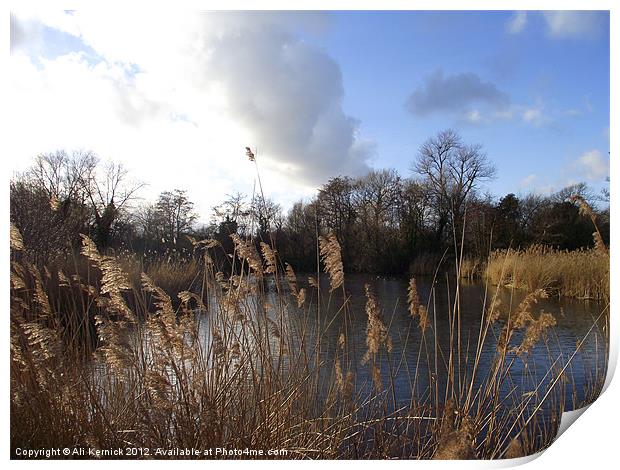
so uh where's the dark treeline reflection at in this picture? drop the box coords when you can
[11,130,609,273]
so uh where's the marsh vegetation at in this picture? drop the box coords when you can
[9,223,608,459]
[9,130,610,459]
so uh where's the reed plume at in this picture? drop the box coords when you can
[285,263,298,295]
[362,283,392,365]
[433,401,476,460]
[514,311,556,357]
[504,437,525,459]
[407,277,421,318]
[319,233,344,291]
[10,223,24,251]
[231,234,263,276]
[408,277,429,331]
[260,242,277,274]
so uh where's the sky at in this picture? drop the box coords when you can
[8,10,610,222]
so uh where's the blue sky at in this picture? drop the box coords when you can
[9,10,610,218]
[322,11,610,196]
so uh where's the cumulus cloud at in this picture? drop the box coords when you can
[404,70,560,129]
[197,13,372,182]
[8,11,372,217]
[506,11,527,34]
[10,13,42,53]
[543,11,607,39]
[406,70,510,119]
[405,69,558,130]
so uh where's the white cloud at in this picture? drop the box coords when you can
[543,11,607,39]
[521,107,543,124]
[8,51,250,219]
[574,150,609,182]
[506,11,527,34]
[520,174,537,188]
[520,100,549,127]
[518,150,608,197]
[457,101,551,127]
[8,11,372,220]
[464,109,482,123]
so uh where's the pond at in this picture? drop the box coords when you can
[92,271,609,456]
[260,274,609,414]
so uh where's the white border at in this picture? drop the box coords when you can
[2,1,616,468]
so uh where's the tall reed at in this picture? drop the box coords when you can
[484,245,609,301]
[10,222,608,459]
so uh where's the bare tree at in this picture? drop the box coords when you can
[80,160,144,248]
[353,169,402,271]
[399,178,434,250]
[316,176,357,263]
[413,129,496,245]
[251,196,283,239]
[134,203,163,246]
[11,150,97,261]
[155,190,197,247]
[355,170,402,229]
[212,192,252,236]
[27,150,97,208]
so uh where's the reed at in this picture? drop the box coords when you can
[10,222,608,459]
[484,245,609,301]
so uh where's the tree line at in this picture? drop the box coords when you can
[10,130,609,274]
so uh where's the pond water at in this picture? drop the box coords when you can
[273,274,609,414]
[102,271,608,453]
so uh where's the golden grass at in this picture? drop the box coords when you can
[458,257,485,281]
[116,252,201,300]
[484,245,609,301]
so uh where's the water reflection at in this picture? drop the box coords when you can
[272,274,608,413]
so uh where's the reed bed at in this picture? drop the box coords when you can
[484,245,609,301]
[457,257,485,281]
[10,224,608,459]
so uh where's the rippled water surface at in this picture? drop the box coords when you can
[258,274,609,413]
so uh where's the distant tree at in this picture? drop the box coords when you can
[464,193,496,258]
[316,176,358,267]
[134,203,163,250]
[81,160,144,248]
[549,182,593,205]
[10,150,138,260]
[413,129,496,248]
[155,190,197,248]
[212,192,252,236]
[494,193,522,249]
[283,201,318,271]
[251,196,283,241]
[10,179,89,263]
[535,202,592,249]
[398,178,435,255]
[28,150,94,205]
[599,177,610,206]
[354,169,402,271]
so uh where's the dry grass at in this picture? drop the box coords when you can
[458,257,485,281]
[10,227,608,460]
[116,252,201,301]
[408,252,447,276]
[484,245,609,301]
